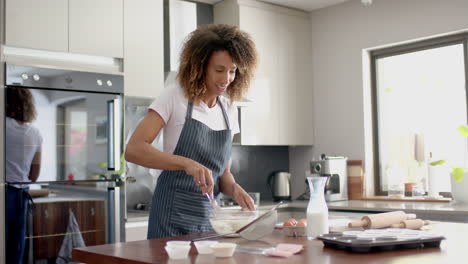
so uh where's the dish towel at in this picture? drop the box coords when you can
[56,210,86,264]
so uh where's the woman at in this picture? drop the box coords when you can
[125,24,258,239]
[5,87,42,264]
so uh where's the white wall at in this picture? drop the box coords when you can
[309,0,468,195]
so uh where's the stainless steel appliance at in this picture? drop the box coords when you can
[124,97,162,213]
[267,171,291,201]
[310,154,348,202]
[2,63,125,263]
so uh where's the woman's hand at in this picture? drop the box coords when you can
[232,184,255,211]
[183,159,213,194]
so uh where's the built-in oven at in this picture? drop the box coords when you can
[2,63,124,263]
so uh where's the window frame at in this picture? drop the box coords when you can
[371,33,468,196]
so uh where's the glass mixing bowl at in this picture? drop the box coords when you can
[209,209,260,236]
[209,208,278,240]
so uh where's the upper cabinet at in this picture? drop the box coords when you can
[214,0,314,146]
[6,0,68,52]
[69,0,123,58]
[5,0,124,58]
[123,0,164,98]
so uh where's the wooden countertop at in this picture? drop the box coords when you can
[73,221,466,264]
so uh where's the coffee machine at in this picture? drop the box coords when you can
[310,154,348,202]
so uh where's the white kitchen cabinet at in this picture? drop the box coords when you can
[238,5,279,145]
[294,16,314,145]
[5,0,68,52]
[69,0,123,58]
[278,12,314,145]
[214,0,313,145]
[123,0,164,98]
[5,0,124,58]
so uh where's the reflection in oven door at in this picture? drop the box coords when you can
[3,64,125,263]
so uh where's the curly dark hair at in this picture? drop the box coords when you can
[6,87,37,123]
[177,24,258,102]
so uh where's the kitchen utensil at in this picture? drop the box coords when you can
[205,193,221,212]
[193,201,283,241]
[209,209,258,236]
[267,171,291,201]
[348,211,417,229]
[28,189,50,198]
[390,219,431,229]
[317,229,445,253]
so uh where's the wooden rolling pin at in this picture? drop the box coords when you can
[348,211,417,229]
[390,219,431,229]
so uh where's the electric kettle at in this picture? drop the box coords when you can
[267,171,291,201]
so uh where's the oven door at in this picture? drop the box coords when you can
[4,86,124,263]
[5,86,122,182]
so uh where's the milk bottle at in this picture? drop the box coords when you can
[306,176,329,238]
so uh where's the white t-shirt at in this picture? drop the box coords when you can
[149,83,240,154]
[5,117,43,187]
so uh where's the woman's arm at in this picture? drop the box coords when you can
[125,110,213,194]
[219,160,255,210]
[28,151,41,182]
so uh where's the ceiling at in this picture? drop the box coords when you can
[194,0,352,12]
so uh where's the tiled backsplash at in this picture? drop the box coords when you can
[230,146,289,201]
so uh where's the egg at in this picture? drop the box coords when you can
[296,219,307,227]
[283,218,297,227]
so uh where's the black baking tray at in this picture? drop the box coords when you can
[317,232,445,253]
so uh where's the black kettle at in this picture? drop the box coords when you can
[267,171,291,201]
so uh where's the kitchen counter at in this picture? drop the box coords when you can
[282,200,468,222]
[32,195,105,203]
[327,200,468,222]
[73,221,467,264]
[127,200,468,223]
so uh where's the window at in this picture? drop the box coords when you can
[371,34,468,196]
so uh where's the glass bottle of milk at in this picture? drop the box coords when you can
[306,176,329,238]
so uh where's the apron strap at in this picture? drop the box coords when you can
[186,102,194,119]
[217,98,231,131]
[22,188,35,216]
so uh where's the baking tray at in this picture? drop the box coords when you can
[317,229,445,253]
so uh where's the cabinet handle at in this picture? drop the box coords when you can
[91,207,95,216]
[44,209,48,219]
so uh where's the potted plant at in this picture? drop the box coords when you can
[429,125,468,202]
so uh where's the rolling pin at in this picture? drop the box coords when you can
[348,211,417,229]
[390,219,431,229]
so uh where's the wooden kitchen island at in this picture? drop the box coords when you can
[73,221,466,264]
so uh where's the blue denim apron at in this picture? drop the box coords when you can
[147,99,232,239]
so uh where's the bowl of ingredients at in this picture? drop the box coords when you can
[209,209,260,236]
